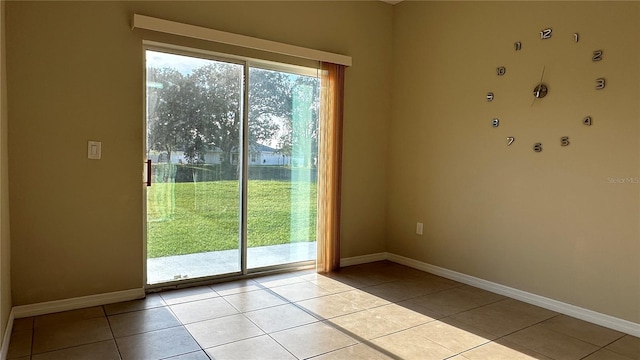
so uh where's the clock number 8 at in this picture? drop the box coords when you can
[533,143,542,152]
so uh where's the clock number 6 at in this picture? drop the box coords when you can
[595,78,606,90]
[533,143,542,152]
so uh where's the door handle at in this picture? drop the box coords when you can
[146,159,152,187]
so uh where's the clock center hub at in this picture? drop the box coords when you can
[533,84,548,99]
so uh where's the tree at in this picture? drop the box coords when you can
[147,60,317,179]
[276,76,320,168]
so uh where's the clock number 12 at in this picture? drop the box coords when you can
[540,28,552,39]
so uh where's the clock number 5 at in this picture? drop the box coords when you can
[561,136,570,147]
[595,78,606,90]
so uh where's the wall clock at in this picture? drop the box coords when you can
[488,28,605,152]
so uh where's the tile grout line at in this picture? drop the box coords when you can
[102,305,124,360]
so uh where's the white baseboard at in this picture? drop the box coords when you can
[0,309,14,360]
[12,288,145,319]
[342,252,640,337]
[340,252,387,267]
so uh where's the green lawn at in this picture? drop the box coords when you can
[147,180,317,258]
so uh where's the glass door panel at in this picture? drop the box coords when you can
[145,50,243,284]
[246,67,319,269]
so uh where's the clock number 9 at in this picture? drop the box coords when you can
[595,78,606,90]
[561,136,570,147]
[540,28,552,40]
[496,67,506,76]
[533,143,542,152]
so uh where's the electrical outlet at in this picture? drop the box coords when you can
[416,222,424,235]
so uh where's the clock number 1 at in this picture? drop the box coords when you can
[595,78,606,90]
[540,28,552,40]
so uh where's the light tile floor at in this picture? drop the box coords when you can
[7,261,640,360]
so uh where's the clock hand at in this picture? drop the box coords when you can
[531,66,546,106]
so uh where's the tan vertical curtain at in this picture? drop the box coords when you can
[317,62,345,273]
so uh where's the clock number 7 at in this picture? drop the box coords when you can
[507,137,515,146]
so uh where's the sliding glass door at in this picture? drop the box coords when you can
[247,67,319,269]
[145,47,319,285]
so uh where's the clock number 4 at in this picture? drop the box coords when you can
[583,116,593,126]
[540,28,552,40]
[596,78,606,90]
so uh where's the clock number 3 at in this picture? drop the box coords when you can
[595,78,606,90]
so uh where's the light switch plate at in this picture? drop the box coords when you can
[88,141,101,160]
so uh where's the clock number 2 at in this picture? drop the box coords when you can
[533,143,542,152]
[595,78,606,90]
[592,50,603,62]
